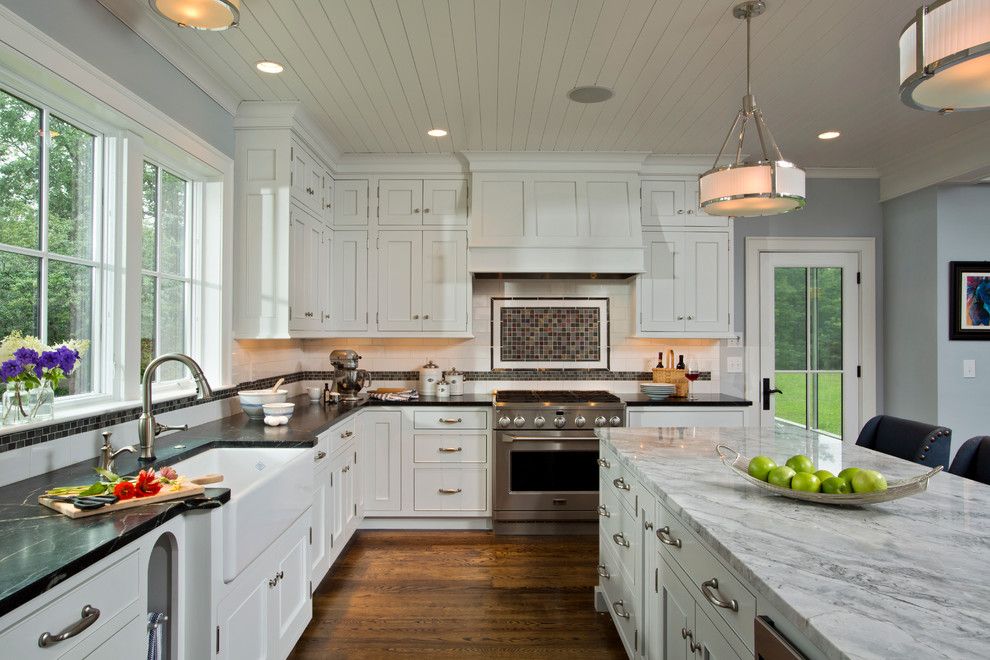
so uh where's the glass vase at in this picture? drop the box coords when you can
[2,383,28,426]
[29,381,55,422]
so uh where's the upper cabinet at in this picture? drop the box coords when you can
[642,178,728,228]
[333,180,370,226]
[378,179,467,227]
[291,140,331,218]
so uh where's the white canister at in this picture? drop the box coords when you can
[419,360,442,395]
[446,367,464,396]
[436,378,450,398]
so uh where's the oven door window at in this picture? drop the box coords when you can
[509,449,599,492]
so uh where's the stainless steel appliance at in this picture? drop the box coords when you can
[329,349,371,401]
[493,390,625,534]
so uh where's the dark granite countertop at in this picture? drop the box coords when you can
[0,393,493,617]
[620,393,753,406]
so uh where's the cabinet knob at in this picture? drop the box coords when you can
[423,208,430,213]
[414,208,421,213]
[677,209,685,214]
[326,202,332,209]
[423,314,430,319]
[687,209,694,214]
[413,314,420,319]
[687,315,694,320]
[677,315,684,320]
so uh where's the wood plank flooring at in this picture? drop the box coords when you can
[288,531,627,659]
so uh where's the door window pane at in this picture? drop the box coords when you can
[774,372,807,429]
[159,171,187,276]
[813,372,842,436]
[0,251,40,338]
[811,267,843,371]
[774,267,807,371]
[47,115,95,259]
[142,162,158,271]
[0,90,41,250]
[158,278,186,381]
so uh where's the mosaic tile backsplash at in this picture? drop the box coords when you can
[499,306,601,362]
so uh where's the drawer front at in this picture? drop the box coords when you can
[1,550,140,656]
[413,433,488,463]
[656,502,756,649]
[413,468,488,511]
[604,561,638,658]
[413,409,489,430]
[597,476,623,541]
[328,417,358,454]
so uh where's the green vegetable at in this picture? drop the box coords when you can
[77,482,108,496]
[94,468,121,483]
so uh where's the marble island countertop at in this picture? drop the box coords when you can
[597,425,990,660]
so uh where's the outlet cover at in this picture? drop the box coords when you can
[964,360,976,378]
[726,357,744,373]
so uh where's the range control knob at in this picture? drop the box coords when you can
[553,416,567,429]
[513,415,526,428]
[594,416,608,427]
[574,415,586,428]
[609,416,622,427]
[533,415,546,428]
[498,416,511,428]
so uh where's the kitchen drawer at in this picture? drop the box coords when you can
[413,468,487,511]
[413,433,488,463]
[328,417,358,454]
[413,409,488,430]
[656,501,756,649]
[600,548,638,657]
[597,533,620,590]
[607,492,640,589]
[597,476,623,541]
[0,549,140,656]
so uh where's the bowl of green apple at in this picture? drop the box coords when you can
[715,445,942,505]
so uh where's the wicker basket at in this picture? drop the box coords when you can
[652,368,689,397]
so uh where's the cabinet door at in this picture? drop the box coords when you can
[695,606,744,660]
[330,230,369,332]
[422,230,468,332]
[379,179,424,225]
[334,180,369,226]
[687,181,730,228]
[683,232,730,333]
[216,575,271,660]
[423,179,468,226]
[273,531,311,660]
[319,228,333,329]
[377,231,423,331]
[360,411,402,512]
[642,180,687,227]
[322,175,334,225]
[640,233,685,332]
[289,208,321,331]
[329,450,348,556]
[657,556,694,660]
[310,464,331,586]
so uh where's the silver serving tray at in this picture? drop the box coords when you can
[715,444,942,506]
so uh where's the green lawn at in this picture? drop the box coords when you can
[774,372,842,437]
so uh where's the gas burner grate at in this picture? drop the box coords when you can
[495,390,620,404]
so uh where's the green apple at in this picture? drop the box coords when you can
[821,476,852,494]
[790,472,822,493]
[814,470,835,483]
[767,465,797,489]
[851,469,888,493]
[747,456,777,481]
[837,467,862,482]
[785,454,816,474]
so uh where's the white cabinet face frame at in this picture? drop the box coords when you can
[491,298,609,369]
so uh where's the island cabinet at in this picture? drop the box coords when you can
[627,408,746,428]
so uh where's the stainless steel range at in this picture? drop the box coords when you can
[493,390,625,534]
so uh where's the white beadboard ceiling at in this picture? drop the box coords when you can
[103,0,990,171]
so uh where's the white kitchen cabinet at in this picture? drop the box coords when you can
[423,179,468,226]
[310,459,331,587]
[627,408,747,428]
[642,178,728,228]
[333,179,369,226]
[379,179,468,226]
[378,179,423,225]
[272,533,310,659]
[327,436,360,564]
[79,615,145,658]
[330,230,368,332]
[377,230,469,333]
[412,468,487,512]
[322,175,334,225]
[290,140,323,216]
[289,207,329,332]
[360,411,403,512]
[638,229,732,337]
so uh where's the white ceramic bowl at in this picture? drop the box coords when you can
[239,389,288,419]
[262,402,295,420]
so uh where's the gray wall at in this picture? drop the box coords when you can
[722,178,885,408]
[1,0,234,156]
[936,186,990,451]
[882,187,939,425]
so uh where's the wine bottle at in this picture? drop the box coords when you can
[676,354,685,370]
[655,352,663,369]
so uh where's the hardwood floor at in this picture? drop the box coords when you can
[289,531,627,659]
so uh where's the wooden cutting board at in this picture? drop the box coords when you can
[39,474,222,519]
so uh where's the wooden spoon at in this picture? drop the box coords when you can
[189,474,224,486]
[271,378,285,393]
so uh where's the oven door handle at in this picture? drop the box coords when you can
[500,435,598,443]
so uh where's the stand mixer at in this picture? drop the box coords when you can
[329,350,371,401]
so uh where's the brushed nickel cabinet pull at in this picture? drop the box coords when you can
[438,488,462,494]
[701,577,739,611]
[613,477,630,491]
[597,457,610,468]
[597,563,610,579]
[38,605,100,648]
[656,526,682,548]
[612,600,630,619]
[597,504,610,518]
[314,450,327,461]
[341,430,354,438]
[438,447,463,452]
[612,532,630,548]
[439,417,462,424]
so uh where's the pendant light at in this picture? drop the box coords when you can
[899,0,990,112]
[150,0,240,31]
[699,1,806,217]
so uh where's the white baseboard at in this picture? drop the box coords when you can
[359,517,493,531]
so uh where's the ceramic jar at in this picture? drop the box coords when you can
[446,367,464,396]
[419,360,442,395]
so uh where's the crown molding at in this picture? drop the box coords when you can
[334,153,467,175]
[461,151,650,173]
[235,101,341,169]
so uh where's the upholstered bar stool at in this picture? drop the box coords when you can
[948,437,990,485]
[855,415,952,469]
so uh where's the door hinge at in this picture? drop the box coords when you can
[290,146,294,161]
[857,365,862,378]
[655,566,659,593]
[330,473,333,487]
[856,271,861,284]
[309,580,313,598]
[365,312,369,323]
[635,629,638,652]
[289,305,292,319]
[376,312,380,324]
[309,526,313,544]
[354,503,357,516]
[216,625,221,654]
[354,450,357,464]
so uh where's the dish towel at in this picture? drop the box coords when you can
[369,389,419,401]
[147,612,166,660]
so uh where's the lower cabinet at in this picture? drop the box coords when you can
[412,467,487,512]
[310,458,331,586]
[627,408,747,428]
[360,410,403,512]
[216,511,312,660]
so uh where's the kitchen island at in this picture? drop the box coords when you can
[597,425,990,660]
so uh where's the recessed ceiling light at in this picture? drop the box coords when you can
[427,128,448,137]
[256,61,284,74]
[817,131,841,140]
[567,86,614,104]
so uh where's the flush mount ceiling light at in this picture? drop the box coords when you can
[566,86,614,103]
[149,0,239,30]
[427,128,448,137]
[256,61,284,74]
[698,1,805,217]
[817,131,841,140]
[899,0,990,112]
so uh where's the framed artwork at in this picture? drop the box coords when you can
[949,261,990,340]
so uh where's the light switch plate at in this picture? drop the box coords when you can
[963,359,976,378]
[726,357,744,373]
